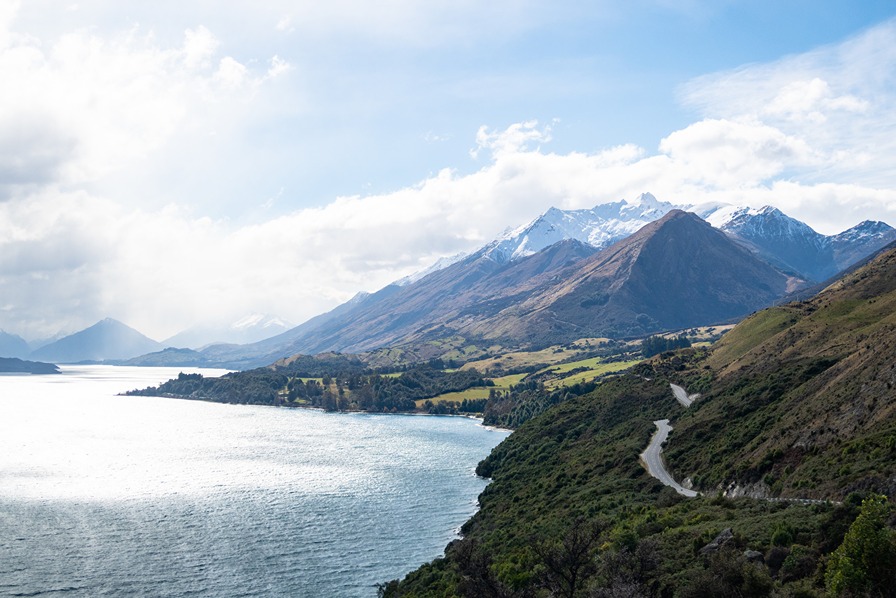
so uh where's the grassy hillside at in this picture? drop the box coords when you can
[666,247,896,500]
[383,247,896,597]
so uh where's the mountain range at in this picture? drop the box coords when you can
[151,197,891,368]
[161,314,294,349]
[0,313,296,364]
[30,318,164,363]
[485,192,674,262]
[0,330,30,359]
[696,203,895,281]
[10,194,894,367]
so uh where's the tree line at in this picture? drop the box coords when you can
[126,364,493,413]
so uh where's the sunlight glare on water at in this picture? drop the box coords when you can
[0,366,508,597]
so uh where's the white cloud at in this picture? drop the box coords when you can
[215,56,249,88]
[763,78,868,123]
[275,15,294,33]
[182,25,219,69]
[265,55,292,80]
[0,6,895,343]
[680,18,896,189]
[0,0,19,48]
[0,11,283,194]
[657,118,816,188]
[471,120,552,159]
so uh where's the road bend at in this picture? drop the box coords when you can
[640,419,700,497]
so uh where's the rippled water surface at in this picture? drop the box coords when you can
[0,366,508,597]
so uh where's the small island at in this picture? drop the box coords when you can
[0,357,60,375]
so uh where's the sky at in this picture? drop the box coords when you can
[1,0,895,342]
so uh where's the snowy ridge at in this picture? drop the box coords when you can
[395,252,469,287]
[484,192,677,263]
[698,205,821,243]
[692,204,896,280]
[232,313,293,332]
[164,313,294,349]
[393,192,895,285]
[833,220,895,244]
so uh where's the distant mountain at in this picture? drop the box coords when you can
[128,195,893,369]
[830,220,896,271]
[276,237,602,355]
[163,314,293,349]
[0,331,29,358]
[396,193,892,286]
[394,253,469,287]
[124,347,218,368]
[134,287,408,369]
[25,333,66,353]
[456,210,804,343]
[696,204,896,282]
[30,318,162,363]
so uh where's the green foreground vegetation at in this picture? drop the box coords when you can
[380,248,896,596]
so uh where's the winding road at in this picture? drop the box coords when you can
[639,383,700,497]
[670,383,700,407]
[639,418,699,497]
[641,383,840,504]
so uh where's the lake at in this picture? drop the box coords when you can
[0,366,509,597]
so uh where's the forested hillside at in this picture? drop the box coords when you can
[126,358,492,414]
[382,245,896,597]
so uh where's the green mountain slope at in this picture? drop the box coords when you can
[384,245,896,597]
[666,244,896,499]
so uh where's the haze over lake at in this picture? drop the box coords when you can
[0,366,508,597]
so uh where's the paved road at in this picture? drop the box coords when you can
[645,384,837,504]
[640,419,700,497]
[670,383,700,407]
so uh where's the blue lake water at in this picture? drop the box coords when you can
[0,366,509,597]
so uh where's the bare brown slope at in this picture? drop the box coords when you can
[274,211,804,353]
[281,238,600,353]
[461,210,803,343]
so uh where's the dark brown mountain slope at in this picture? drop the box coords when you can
[277,237,600,354]
[459,210,805,343]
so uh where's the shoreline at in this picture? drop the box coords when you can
[123,390,514,433]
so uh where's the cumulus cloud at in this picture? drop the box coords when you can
[0,114,76,194]
[471,120,552,159]
[0,6,894,342]
[680,18,896,189]
[0,8,289,194]
[763,78,869,123]
[182,25,219,69]
[657,118,816,189]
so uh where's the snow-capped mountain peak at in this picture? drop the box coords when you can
[232,313,292,331]
[389,193,895,288]
[164,314,294,349]
[833,220,895,244]
[483,193,678,263]
[394,252,469,286]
